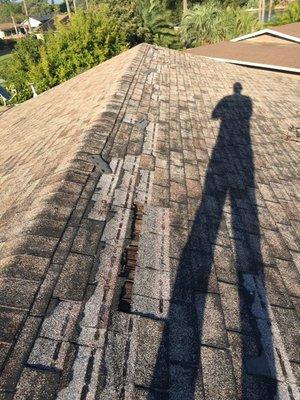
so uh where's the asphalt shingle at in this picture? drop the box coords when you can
[0,43,299,399]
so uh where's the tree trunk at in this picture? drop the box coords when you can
[22,0,32,33]
[183,0,187,13]
[72,0,76,12]
[262,0,266,22]
[258,0,262,22]
[268,0,273,21]
[11,14,18,35]
[65,0,71,19]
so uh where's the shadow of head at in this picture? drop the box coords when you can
[233,82,243,95]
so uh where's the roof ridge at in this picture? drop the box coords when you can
[0,43,150,264]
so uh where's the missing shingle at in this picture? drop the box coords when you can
[146,68,157,84]
[89,155,112,174]
[122,114,149,131]
[116,203,143,313]
[286,125,300,142]
[135,119,149,130]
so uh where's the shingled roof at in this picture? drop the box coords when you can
[186,23,300,73]
[0,43,299,399]
[186,40,300,73]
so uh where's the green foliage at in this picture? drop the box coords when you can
[0,53,12,82]
[0,0,55,23]
[274,0,300,24]
[221,4,261,37]
[1,35,42,99]
[27,0,54,17]
[107,0,177,47]
[181,1,222,46]
[180,1,261,47]
[165,0,249,20]
[106,0,142,46]
[165,0,201,22]
[0,0,23,23]
[136,0,176,47]
[6,0,297,106]
[2,5,127,103]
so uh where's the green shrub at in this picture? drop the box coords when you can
[275,0,300,24]
[2,5,127,103]
[136,0,177,47]
[107,0,178,48]
[180,1,261,47]
[106,0,142,46]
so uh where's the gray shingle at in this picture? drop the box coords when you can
[0,43,299,399]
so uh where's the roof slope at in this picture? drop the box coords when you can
[186,40,300,72]
[231,22,300,43]
[0,22,19,30]
[269,22,300,38]
[0,44,299,399]
[0,45,140,249]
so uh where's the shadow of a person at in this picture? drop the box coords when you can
[149,83,278,399]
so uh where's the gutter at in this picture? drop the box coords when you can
[202,55,300,74]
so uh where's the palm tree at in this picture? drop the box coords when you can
[22,0,32,32]
[180,1,260,48]
[137,0,175,46]
[181,2,223,47]
[65,0,71,18]
[183,0,187,13]
[268,0,273,21]
[262,0,265,21]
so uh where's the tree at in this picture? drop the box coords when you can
[27,0,54,17]
[0,0,23,23]
[107,0,177,48]
[22,0,32,32]
[274,0,300,24]
[106,0,142,46]
[180,1,261,47]
[1,35,41,99]
[136,0,176,47]
[2,5,128,103]
[181,1,223,47]
[268,0,273,22]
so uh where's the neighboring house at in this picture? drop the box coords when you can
[186,22,300,74]
[19,14,69,34]
[0,15,68,38]
[0,44,299,398]
[0,22,20,39]
[38,14,69,32]
[19,15,52,33]
[231,22,300,44]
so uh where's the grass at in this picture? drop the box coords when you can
[0,52,12,66]
[0,52,12,80]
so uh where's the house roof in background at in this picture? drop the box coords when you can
[20,15,52,26]
[29,15,52,22]
[268,21,300,38]
[186,40,300,73]
[0,22,20,31]
[0,44,299,399]
[232,22,300,43]
[38,14,69,31]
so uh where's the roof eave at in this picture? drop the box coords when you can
[231,28,300,44]
[202,55,300,74]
